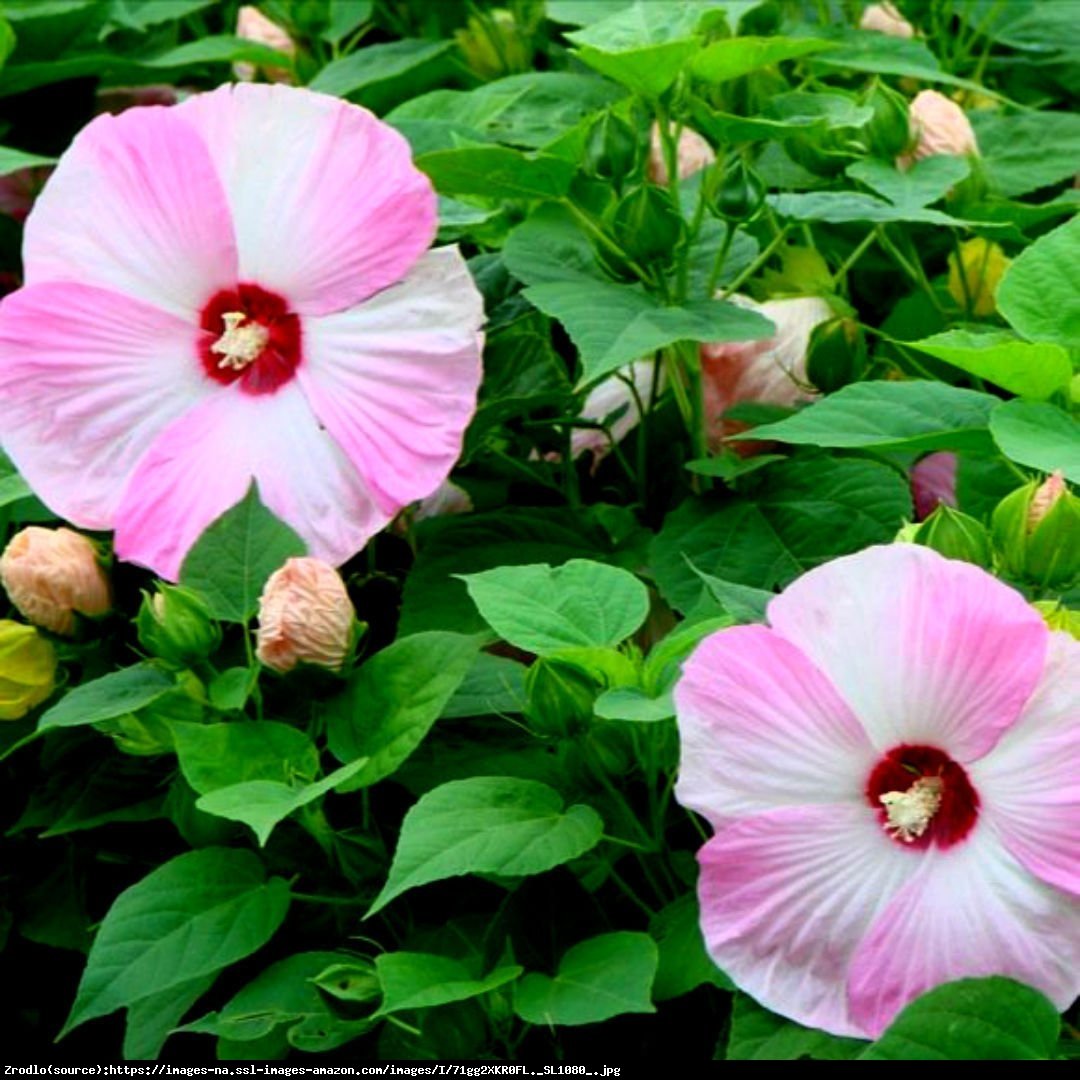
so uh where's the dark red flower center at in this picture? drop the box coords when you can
[199,284,301,395]
[865,744,979,850]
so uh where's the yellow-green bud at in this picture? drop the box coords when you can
[455,8,530,80]
[1031,601,1080,640]
[0,620,56,720]
[137,584,221,666]
[913,504,992,568]
[992,473,1080,588]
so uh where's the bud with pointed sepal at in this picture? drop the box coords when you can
[805,315,867,394]
[860,80,910,159]
[912,504,992,568]
[585,110,639,185]
[991,472,1080,588]
[137,583,221,666]
[707,158,767,224]
[609,183,685,268]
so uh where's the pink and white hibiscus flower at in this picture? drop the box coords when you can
[0,84,484,580]
[675,543,1078,1038]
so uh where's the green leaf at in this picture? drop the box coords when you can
[194,760,368,847]
[651,456,911,609]
[592,686,673,722]
[308,39,450,100]
[728,994,865,1059]
[847,156,970,211]
[375,953,523,1015]
[770,190,972,227]
[38,664,174,732]
[415,146,575,202]
[974,110,1080,198]
[691,35,834,82]
[368,777,604,915]
[997,215,1080,347]
[650,894,733,1001]
[123,975,216,1061]
[513,932,657,1026]
[326,631,481,788]
[692,566,773,623]
[441,653,527,720]
[171,720,319,794]
[743,381,999,454]
[179,483,306,623]
[861,977,1060,1060]
[322,0,373,45]
[503,203,605,286]
[907,330,1072,399]
[565,1,714,97]
[61,848,290,1037]
[0,145,53,177]
[460,559,649,655]
[524,280,774,387]
[989,400,1080,483]
[208,666,258,712]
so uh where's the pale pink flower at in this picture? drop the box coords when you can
[675,544,1079,1038]
[0,526,111,635]
[571,360,658,471]
[700,295,832,452]
[234,5,297,83]
[859,2,915,39]
[910,451,958,520]
[256,557,355,673]
[0,85,484,580]
[902,89,978,166]
[647,122,715,186]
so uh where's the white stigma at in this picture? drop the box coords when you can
[210,311,268,371]
[879,776,943,843]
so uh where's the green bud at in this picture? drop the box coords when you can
[104,670,208,757]
[991,473,1080,588]
[860,80,910,160]
[584,111,639,184]
[455,8,530,80]
[313,960,381,1008]
[0,620,56,720]
[609,183,685,267]
[708,158,767,224]
[137,584,221,665]
[805,316,867,394]
[525,657,598,737]
[913,505,992,568]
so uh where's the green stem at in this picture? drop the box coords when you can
[718,224,792,300]
[705,219,735,298]
[831,229,877,290]
[561,199,653,287]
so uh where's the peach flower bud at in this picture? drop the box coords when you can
[859,2,915,39]
[701,295,833,453]
[256,557,355,674]
[902,89,978,166]
[0,527,111,636]
[1027,471,1067,531]
[234,5,296,83]
[647,122,716,186]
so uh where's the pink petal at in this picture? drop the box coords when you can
[114,382,384,580]
[176,83,436,316]
[0,282,210,529]
[698,805,913,1038]
[675,625,877,829]
[300,247,484,515]
[767,545,1047,762]
[848,826,1080,1037]
[23,105,237,318]
[970,632,1080,897]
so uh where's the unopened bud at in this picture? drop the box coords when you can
[647,122,715,186]
[805,316,867,394]
[859,2,916,39]
[912,504,992,568]
[256,557,356,674]
[456,8,530,79]
[610,183,685,267]
[861,80,911,160]
[947,237,1009,316]
[0,620,56,720]
[105,670,207,757]
[0,527,111,636]
[585,111,639,184]
[1027,471,1066,530]
[234,5,297,83]
[137,584,221,666]
[900,89,978,168]
[992,475,1080,588]
[708,158,767,224]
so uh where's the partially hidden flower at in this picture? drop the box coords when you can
[413,479,474,523]
[571,360,659,471]
[647,122,715,186]
[859,2,915,38]
[234,5,297,83]
[675,543,1079,1038]
[0,619,56,719]
[0,84,485,580]
[96,85,179,115]
[901,89,979,167]
[0,526,111,635]
[700,295,833,453]
[910,451,958,520]
[256,557,356,674]
[947,237,1009,316]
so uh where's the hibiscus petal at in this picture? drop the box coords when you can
[970,632,1080,897]
[698,804,914,1038]
[23,105,237,318]
[767,544,1047,762]
[114,382,384,580]
[0,282,210,529]
[177,83,436,316]
[848,826,1080,1037]
[675,624,877,829]
[300,247,484,514]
